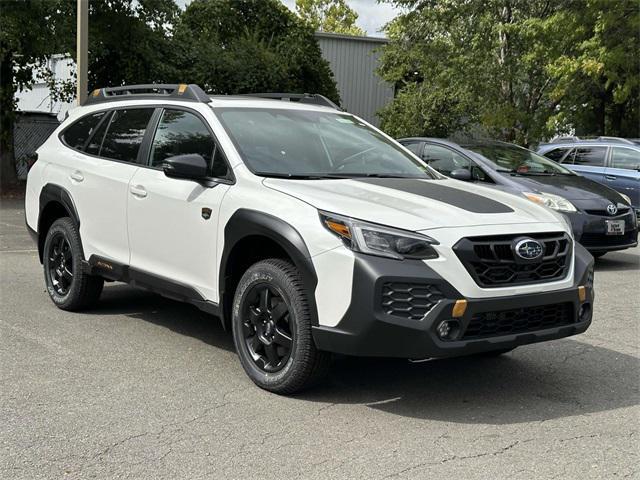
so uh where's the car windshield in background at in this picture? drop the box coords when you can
[465,143,575,175]
[214,108,438,179]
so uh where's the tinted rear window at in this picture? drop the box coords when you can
[100,109,154,162]
[543,147,570,162]
[62,111,107,150]
[573,147,607,166]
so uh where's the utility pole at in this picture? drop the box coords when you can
[77,0,88,105]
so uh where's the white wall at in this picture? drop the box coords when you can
[15,55,76,121]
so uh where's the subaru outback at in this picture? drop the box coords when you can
[26,84,594,394]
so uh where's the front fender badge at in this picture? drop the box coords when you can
[202,207,212,220]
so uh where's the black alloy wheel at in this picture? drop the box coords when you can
[43,217,104,311]
[47,232,74,296]
[231,258,331,394]
[241,284,294,373]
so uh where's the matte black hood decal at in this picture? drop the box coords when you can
[356,178,514,214]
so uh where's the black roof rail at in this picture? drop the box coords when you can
[243,93,341,110]
[83,84,210,105]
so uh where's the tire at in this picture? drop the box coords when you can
[43,217,104,311]
[475,347,515,357]
[231,258,331,394]
[591,251,607,259]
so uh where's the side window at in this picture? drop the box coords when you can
[62,111,107,150]
[150,109,229,178]
[573,147,607,167]
[85,111,112,156]
[543,147,570,162]
[422,144,471,176]
[402,141,423,156]
[611,147,640,170]
[100,108,155,163]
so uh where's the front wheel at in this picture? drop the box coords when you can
[232,259,331,394]
[43,217,103,311]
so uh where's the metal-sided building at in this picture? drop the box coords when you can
[315,32,394,126]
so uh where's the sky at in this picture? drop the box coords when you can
[279,0,401,37]
[175,1,402,37]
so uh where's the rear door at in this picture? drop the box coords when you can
[127,106,233,302]
[605,146,640,208]
[562,146,608,184]
[57,107,155,264]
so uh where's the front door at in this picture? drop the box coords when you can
[127,107,233,302]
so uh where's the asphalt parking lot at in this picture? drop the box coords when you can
[1,198,638,479]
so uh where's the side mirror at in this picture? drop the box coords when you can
[163,154,209,182]
[450,168,472,181]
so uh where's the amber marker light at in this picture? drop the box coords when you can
[452,299,468,318]
[324,219,351,239]
[578,286,586,302]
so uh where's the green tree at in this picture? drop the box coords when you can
[56,0,180,89]
[547,0,639,137]
[174,0,339,102]
[296,0,365,36]
[0,0,67,189]
[379,0,639,146]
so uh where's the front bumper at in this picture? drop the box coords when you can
[312,244,594,359]
[565,209,638,252]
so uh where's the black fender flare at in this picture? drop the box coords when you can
[219,209,318,326]
[37,183,81,262]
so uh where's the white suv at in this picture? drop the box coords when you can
[25,84,595,394]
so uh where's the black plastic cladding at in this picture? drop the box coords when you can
[220,209,318,326]
[37,184,81,263]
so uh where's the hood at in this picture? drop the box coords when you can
[500,172,625,203]
[264,177,564,231]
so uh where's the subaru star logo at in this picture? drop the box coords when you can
[606,204,618,215]
[515,239,543,260]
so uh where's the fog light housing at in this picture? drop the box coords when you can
[578,303,591,321]
[436,319,461,341]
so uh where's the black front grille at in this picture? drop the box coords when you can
[580,230,637,247]
[584,207,631,216]
[381,282,445,320]
[462,303,574,340]
[454,232,572,288]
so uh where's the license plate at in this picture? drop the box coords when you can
[605,219,625,235]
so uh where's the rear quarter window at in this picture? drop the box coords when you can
[543,147,570,162]
[61,111,108,150]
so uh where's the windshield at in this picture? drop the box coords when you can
[214,108,438,179]
[464,143,575,175]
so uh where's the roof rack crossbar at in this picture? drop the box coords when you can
[84,84,210,105]
[243,93,341,111]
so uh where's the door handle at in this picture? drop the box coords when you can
[70,171,84,182]
[130,185,147,198]
[605,175,617,180]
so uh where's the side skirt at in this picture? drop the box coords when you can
[87,255,220,318]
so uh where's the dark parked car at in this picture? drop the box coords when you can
[399,138,639,257]
[537,138,640,216]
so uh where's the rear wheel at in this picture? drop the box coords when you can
[232,259,330,394]
[43,217,103,311]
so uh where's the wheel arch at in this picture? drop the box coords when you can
[219,209,318,329]
[37,184,81,263]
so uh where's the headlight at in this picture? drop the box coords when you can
[524,192,577,212]
[620,193,632,206]
[319,211,439,260]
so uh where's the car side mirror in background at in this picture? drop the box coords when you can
[163,154,211,184]
[450,168,472,181]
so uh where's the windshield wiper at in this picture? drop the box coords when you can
[330,173,428,179]
[499,169,557,176]
[254,172,350,180]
